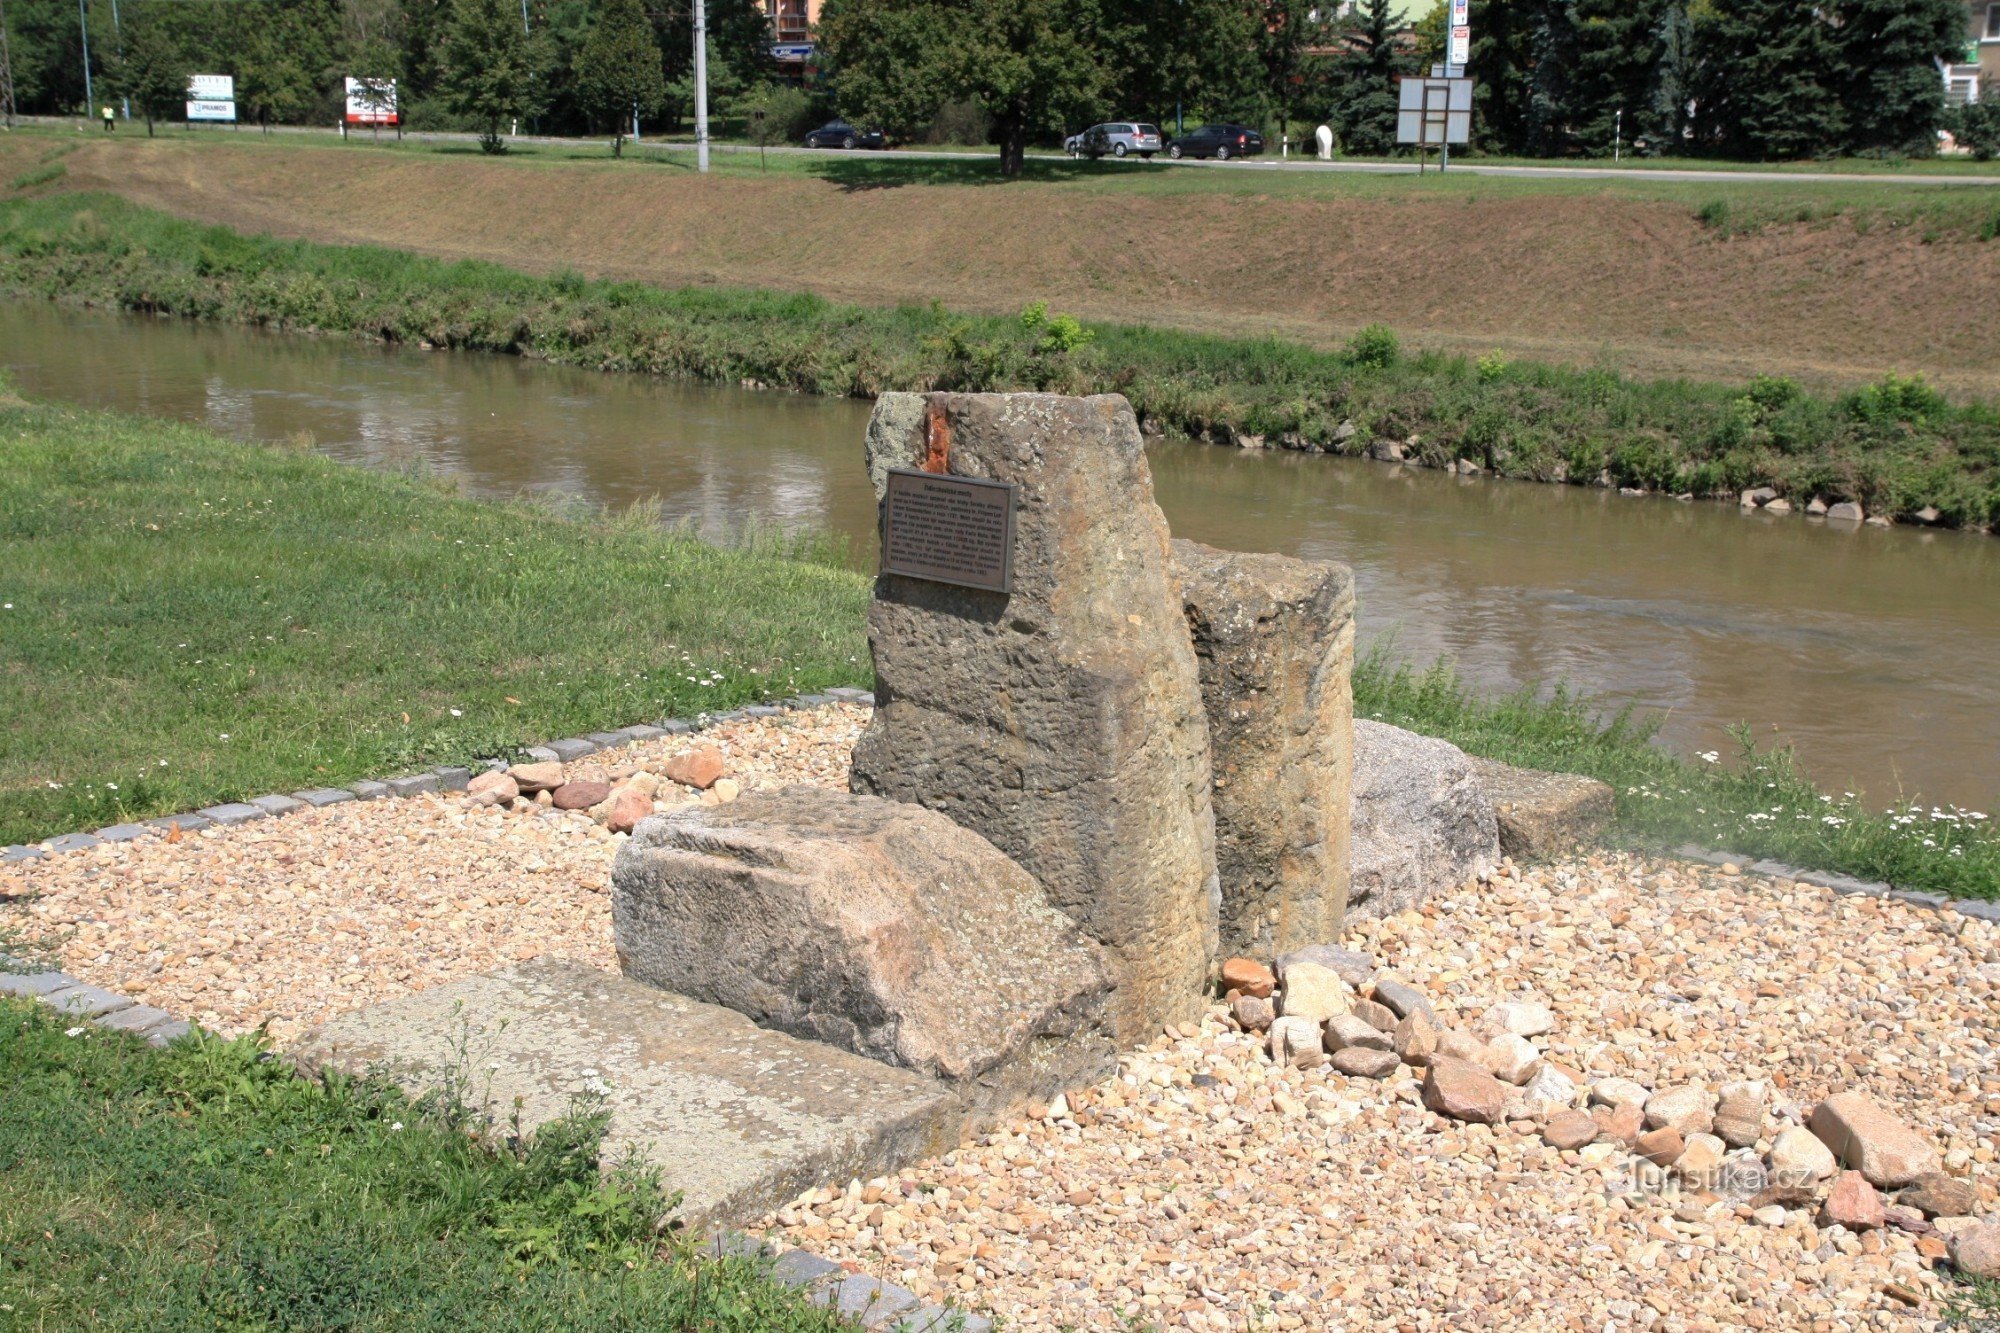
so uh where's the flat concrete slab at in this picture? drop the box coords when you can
[294,960,960,1232]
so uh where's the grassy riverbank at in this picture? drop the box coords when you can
[1,387,1993,893]
[0,384,868,847]
[1,192,1997,530]
[0,999,851,1328]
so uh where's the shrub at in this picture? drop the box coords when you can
[1345,323,1400,370]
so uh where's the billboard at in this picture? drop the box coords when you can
[344,77,399,125]
[187,73,236,122]
[1397,77,1473,145]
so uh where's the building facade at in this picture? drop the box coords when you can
[1946,0,2000,104]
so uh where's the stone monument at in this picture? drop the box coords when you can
[1171,539,1355,956]
[850,392,1220,1042]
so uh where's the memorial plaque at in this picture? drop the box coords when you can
[881,468,1016,594]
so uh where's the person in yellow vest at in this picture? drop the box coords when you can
[102,106,114,132]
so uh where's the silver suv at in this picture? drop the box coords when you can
[1069,122,1164,159]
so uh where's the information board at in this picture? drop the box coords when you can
[881,469,1016,594]
[187,73,236,122]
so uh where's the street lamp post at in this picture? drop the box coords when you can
[77,0,92,118]
[693,0,709,172]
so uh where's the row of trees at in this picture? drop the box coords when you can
[0,0,774,142]
[0,0,1976,165]
[1472,0,1972,159]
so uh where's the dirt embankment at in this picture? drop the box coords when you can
[18,136,2000,394]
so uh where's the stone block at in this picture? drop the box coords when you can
[2,844,45,864]
[1170,538,1354,956]
[546,738,598,762]
[349,780,391,801]
[521,744,563,763]
[1349,721,1498,916]
[622,724,670,742]
[0,970,81,998]
[659,720,696,735]
[250,794,304,817]
[47,832,100,853]
[849,392,1219,1041]
[1466,757,1614,861]
[742,705,786,718]
[93,823,152,843]
[587,732,627,747]
[148,811,214,832]
[145,1020,194,1046]
[45,982,135,1019]
[385,774,440,798]
[431,767,473,792]
[295,959,961,1231]
[93,1004,178,1036]
[291,788,357,809]
[614,787,1113,1114]
[825,686,874,703]
[198,803,266,826]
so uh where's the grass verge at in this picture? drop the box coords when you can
[0,997,855,1329]
[0,381,870,847]
[1354,651,2000,899]
[2,191,1994,529]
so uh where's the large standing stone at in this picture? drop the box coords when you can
[1349,720,1499,916]
[1169,538,1354,957]
[612,787,1112,1113]
[850,392,1219,1041]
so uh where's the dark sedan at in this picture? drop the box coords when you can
[803,120,886,150]
[1164,124,1265,160]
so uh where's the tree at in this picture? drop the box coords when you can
[1689,0,1844,159]
[576,0,661,155]
[1829,0,1965,156]
[1325,0,1405,155]
[110,1,189,135]
[1098,0,1259,135]
[1255,0,1332,139]
[819,0,1106,176]
[439,0,546,152]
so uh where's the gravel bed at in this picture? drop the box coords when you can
[762,853,2000,1330]
[1,706,865,1047]
[9,715,1997,1327]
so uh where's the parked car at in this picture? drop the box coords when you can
[1164,124,1265,160]
[803,121,886,150]
[1070,122,1164,159]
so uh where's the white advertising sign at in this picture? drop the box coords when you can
[1450,0,1468,25]
[344,77,400,125]
[1449,25,1471,66]
[186,73,236,122]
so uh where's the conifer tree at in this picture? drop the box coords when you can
[577,0,663,156]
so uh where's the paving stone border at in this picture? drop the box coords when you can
[1,688,877,866]
[0,685,988,1332]
[1673,844,2000,924]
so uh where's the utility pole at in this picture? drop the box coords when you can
[108,0,126,119]
[0,0,17,129]
[78,0,93,118]
[693,0,709,172]
[1614,107,1622,162]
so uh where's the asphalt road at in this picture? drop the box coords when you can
[18,114,2000,186]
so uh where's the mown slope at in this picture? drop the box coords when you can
[12,132,2000,394]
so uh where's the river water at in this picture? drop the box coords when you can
[5,300,1995,810]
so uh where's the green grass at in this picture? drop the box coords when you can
[0,380,871,846]
[0,997,859,1330]
[2,192,1996,531]
[1354,651,2000,899]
